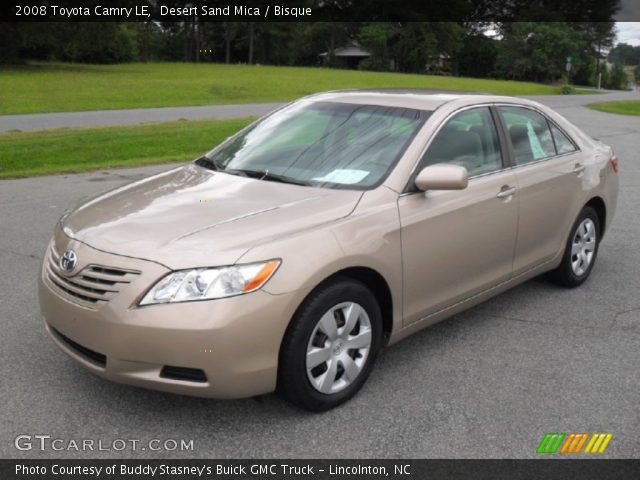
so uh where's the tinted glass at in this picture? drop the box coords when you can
[500,106,555,165]
[419,107,503,176]
[550,123,577,154]
[204,101,428,189]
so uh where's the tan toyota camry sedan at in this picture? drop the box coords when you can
[39,92,619,411]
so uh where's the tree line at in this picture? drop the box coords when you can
[1,21,632,90]
[609,42,640,85]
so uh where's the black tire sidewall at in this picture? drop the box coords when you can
[278,278,383,411]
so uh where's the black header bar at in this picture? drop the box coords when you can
[1,0,635,22]
[2,459,639,480]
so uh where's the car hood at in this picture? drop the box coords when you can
[61,164,362,269]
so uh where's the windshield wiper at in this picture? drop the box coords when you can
[225,169,312,186]
[195,156,220,171]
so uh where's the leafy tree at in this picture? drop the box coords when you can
[434,22,465,74]
[358,23,394,71]
[0,22,24,63]
[389,22,463,74]
[391,23,438,73]
[599,62,610,89]
[571,22,615,86]
[458,34,498,78]
[1,17,623,88]
[573,58,597,87]
[607,62,628,90]
[496,22,584,82]
[609,43,640,66]
[19,23,139,63]
[254,23,292,65]
[220,23,239,63]
[135,22,163,62]
[300,22,353,67]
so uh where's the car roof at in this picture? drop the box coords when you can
[304,90,541,112]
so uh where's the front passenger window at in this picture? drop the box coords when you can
[419,107,503,177]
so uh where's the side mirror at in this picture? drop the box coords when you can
[414,164,469,192]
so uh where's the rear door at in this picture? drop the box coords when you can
[398,106,518,326]
[497,106,585,275]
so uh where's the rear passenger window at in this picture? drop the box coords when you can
[419,107,503,177]
[549,123,577,154]
[499,106,556,165]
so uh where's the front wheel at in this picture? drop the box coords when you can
[548,206,600,288]
[278,277,383,412]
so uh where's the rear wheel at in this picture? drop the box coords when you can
[548,206,600,288]
[278,277,383,411]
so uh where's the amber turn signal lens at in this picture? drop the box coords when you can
[243,261,280,292]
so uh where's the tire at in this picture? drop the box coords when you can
[547,206,600,288]
[278,276,383,412]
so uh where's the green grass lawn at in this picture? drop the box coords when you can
[1,62,571,115]
[586,100,640,116]
[0,118,252,178]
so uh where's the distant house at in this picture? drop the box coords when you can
[319,42,371,69]
[426,53,453,74]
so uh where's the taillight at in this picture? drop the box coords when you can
[610,154,618,173]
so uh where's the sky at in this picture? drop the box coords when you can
[615,22,640,47]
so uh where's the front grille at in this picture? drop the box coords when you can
[46,246,140,308]
[51,327,107,368]
[160,366,208,383]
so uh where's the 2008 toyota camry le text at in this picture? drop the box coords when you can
[39,92,619,411]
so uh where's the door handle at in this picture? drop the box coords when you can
[496,186,517,199]
[573,163,586,174]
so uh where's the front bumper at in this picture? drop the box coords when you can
[39,236,304,399]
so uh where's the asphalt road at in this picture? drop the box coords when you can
[1,93,639,459]
[0,103,284,132]
[0,89,635,132]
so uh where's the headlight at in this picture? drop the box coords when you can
[139,260,280,306]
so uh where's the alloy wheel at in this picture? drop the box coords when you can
[571,218,596,276]
[305,302,372,394]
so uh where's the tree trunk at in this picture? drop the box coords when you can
[328,28,335,67]
[183,21,190,61]
[225,24,231,63]
[194,19,200,63]
[248,22,254,64]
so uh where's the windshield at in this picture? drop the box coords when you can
[201,101,430,189]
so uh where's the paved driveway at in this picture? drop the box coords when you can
[0,103,284,132]
[0,94,638,458]
[0,89,635,132]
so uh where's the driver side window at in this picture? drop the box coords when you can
[419,107,503,177]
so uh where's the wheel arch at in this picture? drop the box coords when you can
[585,196,606,238]
[283,266,395,346]
[329,267,394,343]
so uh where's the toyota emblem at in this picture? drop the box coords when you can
[59,250,77,273]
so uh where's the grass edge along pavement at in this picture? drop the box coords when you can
[0,117,253,179]
[0,62,591,115]
[585,100,640,116]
